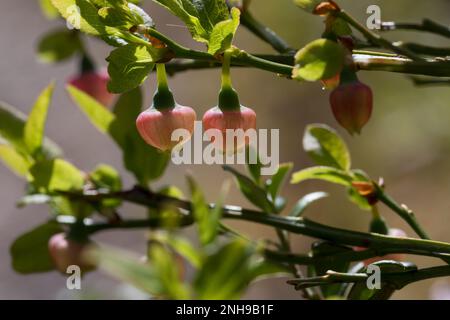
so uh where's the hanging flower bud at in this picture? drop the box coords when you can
[48,233,95,273]
[69,69,114,106]
[68,55,114,106]
[203,105,256,153]
[202,50,256,153]
[137,104,196,152]
[137,64,196,152]
[330,73,373,135]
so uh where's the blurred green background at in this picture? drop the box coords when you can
[0,0,450,299]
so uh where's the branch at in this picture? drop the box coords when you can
[287,265,450,291]
[337,11,426,61]
[410,77,450,86]
[374,185,429,239]
[380,19,450,39]
[58,187,450,257]
[353,54,450,77]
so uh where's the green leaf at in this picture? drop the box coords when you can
[207,7,240,55]
[291,166,353,186]
[0,144,30,178]
[30,159,84,193]
[246,146,261,184]
[89,164,121,191]
[0,101,61,159]
[289,191,328,217]
[293,38,345,81]
[153,0,230,43]
[223,165,274,213]
[153,233,203,269]
[194,239,256,299]
[147,242,190,299]
[106,43,162,93]
[98,6,134,29]
[37,29,82,63]
[303,124,351,171]
[89,245,187,298]
[39,0,60,19]
[89,164,122,208]
[10,221,62,274]
[153,0,207,42]
[293,0,324,12]
[50,0,110,35]
[24,83,55,158]
[347,187,371,211]
[188,176,225,246]
[67,85,115,132]
[266,163,293,200]
[331,17,352,36]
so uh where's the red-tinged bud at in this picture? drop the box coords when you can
[69,69,114,107]
[321,73,340,90]
[330,80,373,135]
[313,1,340,15]
[202,105,256,153]
[137,104,196,152]
[355,228,407,266]
[48,233,95,273]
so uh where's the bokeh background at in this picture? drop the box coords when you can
[1,0,450,299]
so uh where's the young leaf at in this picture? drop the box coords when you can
[90,164,122,191]
[24,83,55,158]
[293,39,345,82]
[88,245,187,298]
[194,239,256,299]
[50,0,109,35]
[89,164,122,208]
[153,0,230,43]
[188,176,225,246]
[266,163,293,200]
[347,187,371,211]
[293,0,324,13]
[0,144,31,178]
[39,0,59,19]
[223,165,274,213]
[10,221,63,274]
[0,101,61,158]
[37,29,82,63]
[153,0,208,42]
[303,124,351,171]
[246,146,261,184]
[291,166,353,186]
[67,85,115,133]
[106,44,163,93]
[153,233,203,269]
[30,159,85,193]
[207,7,240,55]
[289,191,328,217]
[148,242,190,299]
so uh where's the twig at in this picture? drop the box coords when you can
[380,19,450,39]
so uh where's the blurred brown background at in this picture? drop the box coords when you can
[1,0,450,299]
